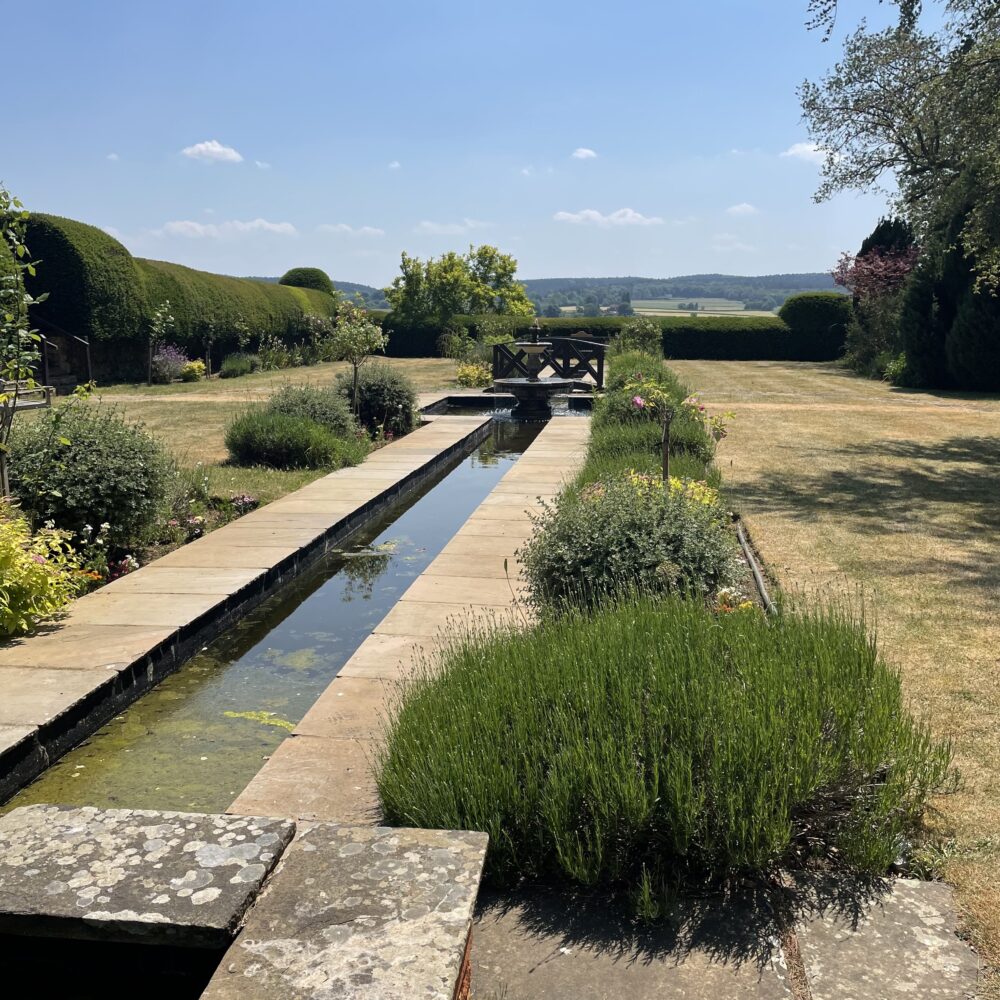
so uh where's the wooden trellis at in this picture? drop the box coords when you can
[492,337,606,389]
[0,381,53,498]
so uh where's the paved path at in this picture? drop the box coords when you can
[228,417,591,823]
[0,415,488,803]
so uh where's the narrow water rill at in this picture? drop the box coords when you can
[4,420,542,816]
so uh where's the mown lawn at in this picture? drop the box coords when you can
[671,358,1000,993]
[91,358,458,504]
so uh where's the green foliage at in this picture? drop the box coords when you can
[21,214,339,378]
[224,410,369,470]
[330,301,389,413]
[455,361,493,388]
[219,352,261,379]
[898,264,944,387]
[333,363,417,437]
[521,473,735,610]
[778,292,852,357]
[378,595,952,891]
[22,213,146,342]
[278,267,336,296]
[180,359,206,382]
[604,350,670,391]
[0,506,83,638]
[945,285,1000,391]
[9,402,173,548]
[266,384,358,438]
[384,245,535,327]
[610,316,662,356]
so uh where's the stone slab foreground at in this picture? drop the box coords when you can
[203,823,488,1000]
[0,804,293,948]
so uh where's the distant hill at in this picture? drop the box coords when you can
[522,273,840,314]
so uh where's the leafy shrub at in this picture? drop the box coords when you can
[334,363,417,437]
[8,403,173,548]
[0,507,84,638]
[604,350,666,391]
[378,595,953,894]
[224,410,369,470]
[180,359,206,382]
[219,352,261,379]
[278,267,335,296]
[150,343,188,383]
[455,361,493,388]
[778,292,852,358]
[266,384,358,438]
[610,317,663,356]
[520,470,735,609]
[882,352,909,385]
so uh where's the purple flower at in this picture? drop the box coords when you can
[632,395,646,409]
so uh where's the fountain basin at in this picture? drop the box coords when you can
[493,377,575,419]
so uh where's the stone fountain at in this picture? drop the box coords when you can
[493,320,573,419]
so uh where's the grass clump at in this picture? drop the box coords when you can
[377,595,952,895]
[224,410,368,470]
[219,352,261,379]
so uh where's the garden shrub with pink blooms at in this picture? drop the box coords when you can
[0,506,84,638]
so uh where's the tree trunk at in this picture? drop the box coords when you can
[352,365,360,415]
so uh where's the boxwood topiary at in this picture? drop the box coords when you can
[778,292,852,359]
[279,267,335,296]
[8,402,173,548]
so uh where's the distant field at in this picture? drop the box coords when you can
[633,298,778,318]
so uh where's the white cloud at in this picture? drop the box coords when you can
[780,141,824,164]
[388,160,401,170]
[571,147,598,160]
[712,232,756,253]
[180,139,244,164]
[726,202,759,216]
[415,218,486,235]
[255,160,271,170]
[520,166,534,176]
[158,218,296,239]
[552,207,663,227]
[106,152,119,162]
[317,223,385,237]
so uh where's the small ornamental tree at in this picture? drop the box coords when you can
[331,301,388,414]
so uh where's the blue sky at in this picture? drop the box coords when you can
[6,0,906,285]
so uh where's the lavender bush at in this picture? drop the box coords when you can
[150,343,189,384]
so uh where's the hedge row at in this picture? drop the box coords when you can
[380,307,847,362]
[22,214,338,377]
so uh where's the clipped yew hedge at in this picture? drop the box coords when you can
[380,310,847,362]
[23,214,338,378]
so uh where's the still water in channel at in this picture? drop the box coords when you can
[5,420,542,815]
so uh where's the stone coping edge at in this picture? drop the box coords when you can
[0,418,493,805]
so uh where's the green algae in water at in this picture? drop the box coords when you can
[223,710,295,731]
[3,420,543,815]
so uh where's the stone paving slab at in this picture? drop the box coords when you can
[202,823,488,1000]
[798,878,980,999]
[64,590,228,629]
[0,623,176,670]
[0,804,294,948]
[0,666,119,726]
[0,725,35,759]
[422,552,522,579]
[402,574,527,605]
[375,600,516,637]
[102,566,267,596]
[228,736,379,824]
[152,543,300,570]
[457,518,537,538]
[472,888,793,1000]
[336,634,442,680]
[294,676,389,740]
